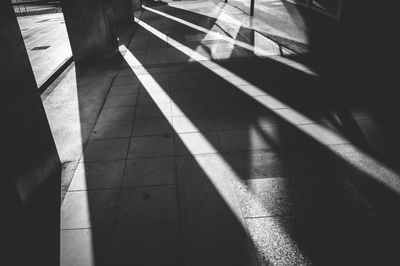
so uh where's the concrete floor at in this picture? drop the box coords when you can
[48,0,399,265]
[17,12,71,88]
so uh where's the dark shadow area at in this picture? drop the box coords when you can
[139,0,400,172]
[1,1,61,265]
[58,0,400,265]
[61,53,256,265]
[114,1,398,264]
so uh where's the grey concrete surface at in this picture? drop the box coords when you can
[61,0,118,64]
[17,12,72,88]
[46,0,400,265]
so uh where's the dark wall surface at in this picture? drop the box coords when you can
[0,1,61,265]
[61,0,118,64]
[112,0,133,25]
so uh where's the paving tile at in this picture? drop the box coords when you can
[184,33,206,42]
[356,119,386,149]
[103,94,138,108]
[138,91,171,105]
[148,39,167,48]
[60,228,113,266]
[223,75,251,86]
[217,128,272,152]
[130,39,148,48]
[246,216,313,266]
[347,108,373,121]
[132,118,172,136]
[170,79,203,91]
[247,125,314,150]
[224,149,315,180]
[174,131,221,155]
[138,73,169,85]
[109,83,140,95]
[172,116,215,133]
[270,108,304,126]
[206,84,241,100]
[113,74,140,85]
[111,224,181,266]
[172,88,207,103]
[168,49,190,63]
[232,178,308,218]
[253,33,281,57]
[289,148,346,180]
[138,80,170,93]
[117,186,178,226]
[128,134,174,158]
[125,52,146,66]
[68,161,124,191]
[208,99,246,115]
[123,157,176,187]
[251,95,287,110]
[298,124,348,146]
[294,170,371,215]
[91,121,132,139]
[227,112,284,129]
[84,138,129,161]
[171,102,209,116]
[175,154,255,265]
[146,46,168,55]
[214,115,253,130]
[126,43,147,52]
[20,13,72,87]
[97,106,135,122]
[145,53,169,65]
[56,3,395,265]
[61,190,119,229]
[135,102,171,119]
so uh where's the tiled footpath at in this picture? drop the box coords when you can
[60,1,399,265]
[18,12,71,87]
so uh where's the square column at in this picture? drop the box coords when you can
[112,0,133,25]
[61,0,118,64]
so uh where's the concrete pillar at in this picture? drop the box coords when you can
[112,0,133,25]
[132,0,143,11]
[0,1,61,265]
[61,0,118,64]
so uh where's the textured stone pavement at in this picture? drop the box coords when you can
[17,12,71,88]
[58,1,399,265]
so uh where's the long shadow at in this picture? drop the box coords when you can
[113,1,400,264]
[140,0,400,179]
[59,14,254,266]
[69,49,256,265]
[151,0,400,183]
[61,1,400,265]
[147,0,398,153]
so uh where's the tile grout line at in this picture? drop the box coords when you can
[64,49,120,200]
[125,35,185,261]
[169,71,188,266]
[61,221,179,231]
[68,182,177,192]
[114,67,141,228]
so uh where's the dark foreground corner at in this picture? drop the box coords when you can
[1,1,61,265]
